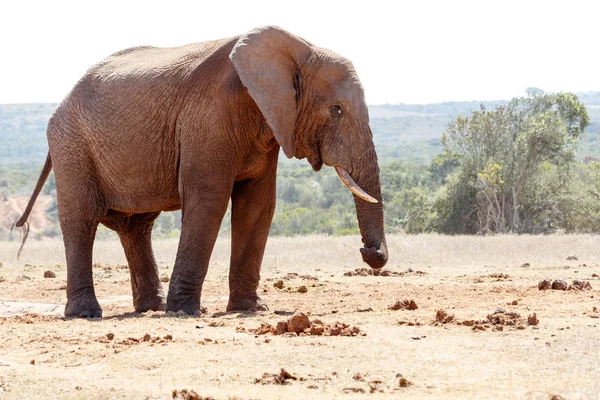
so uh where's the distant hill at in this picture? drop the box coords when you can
[1,91,599,166]
[367,92,600,163]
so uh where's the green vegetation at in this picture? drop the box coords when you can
[2,91,600,239]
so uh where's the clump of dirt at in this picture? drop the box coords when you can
[552,280,568,290]
[539,279,579,290]
[488,273,510,280]
[297,285,308,293]
[254,368,300,385]
[388,299,418,311]
[287,313,311,333]
[405,268,428,275]
[276,273,318,281]
[487,308,528,330]
[343,387,365,393]
[93,263,128,271]
[2,314,58,324]
[433,308,534,331]
[527,313,539,326]
[43,270,56,278]
[569,280,592,290]
[353,372,367,381]
[343,268,404,277]
[273,280,284,289]
[566,255,578,261]
[398,320,422,326]
[538,279,552,290]
[160,274,170,283]
[399,377,412,388]
[98,333,174,346]
[435,309,455,324]
[274,321,288,335]
[172,389,213,399]
[250,313,364,337]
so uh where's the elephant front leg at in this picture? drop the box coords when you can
[227,164,277,312]
[166,186,232,315]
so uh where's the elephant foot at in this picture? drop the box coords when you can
[165,296,201,316]
[65,295,102,319]
[133,290,166,313]
[226,295,269,312]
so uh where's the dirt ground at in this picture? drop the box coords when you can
[0,234,599,399]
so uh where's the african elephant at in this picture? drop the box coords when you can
[16,26,388,318]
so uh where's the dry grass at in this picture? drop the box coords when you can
[2,233,598,276]
[0,234,599,399]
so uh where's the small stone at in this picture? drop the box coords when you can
[273,280,284,289]
[43,270,56,278]
[160,274,170,283]
[566,256,578,261]
[552,280,568,290]
[106,333,115,340]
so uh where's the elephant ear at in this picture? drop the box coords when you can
[230,26,312,158]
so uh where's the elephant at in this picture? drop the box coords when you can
[16,26,388,318]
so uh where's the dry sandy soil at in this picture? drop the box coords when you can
[0,234,599,399]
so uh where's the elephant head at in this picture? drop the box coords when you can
[230,26,388,269]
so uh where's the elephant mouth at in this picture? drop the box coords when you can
[308,156,323,171]
[307,141,323,171]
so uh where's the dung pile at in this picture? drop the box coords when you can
[250,313,364,337]
[343,268,404,277]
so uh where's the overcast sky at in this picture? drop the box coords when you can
[2,0,599,105]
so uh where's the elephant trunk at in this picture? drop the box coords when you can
[336,142,388,269]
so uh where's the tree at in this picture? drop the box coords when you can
[435,92,589,234]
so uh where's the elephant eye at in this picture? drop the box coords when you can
[331,105,342,118]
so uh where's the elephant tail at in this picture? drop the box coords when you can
[13,153,53,258]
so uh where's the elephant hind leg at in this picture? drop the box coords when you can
[102,211,166,313]
[58,186,105,318]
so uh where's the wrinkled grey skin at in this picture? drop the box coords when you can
[16,26,388,318]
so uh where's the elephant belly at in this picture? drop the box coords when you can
[107,194,181,214]
[95,159,181,214]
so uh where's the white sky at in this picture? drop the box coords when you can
[1,0,599,105]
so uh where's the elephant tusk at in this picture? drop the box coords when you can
[335,166,378,204]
